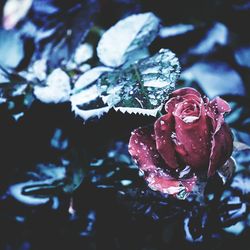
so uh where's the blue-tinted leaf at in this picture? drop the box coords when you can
[223,221,245,235]
[234,46,250,68]
[3,0,32,30]
[9,181,51,206]
[97,12,160,67]
[159,24,195,38]
[189,22,228,54]
[231,171,250,195]
[0,29,24,68]
[181,61,245,98]
[71,72,111,121]
[34,68,71,103]
[20,0,100,68]
[73,43,94,65]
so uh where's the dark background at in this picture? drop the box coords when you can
[0,1,249,250]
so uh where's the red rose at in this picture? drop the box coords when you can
[129,87,233,196]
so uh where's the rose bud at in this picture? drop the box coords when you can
[129,87,233,197]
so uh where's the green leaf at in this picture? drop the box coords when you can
[98,49,181,116]
[97,12,160,67]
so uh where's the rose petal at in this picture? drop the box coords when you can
[173,100,211,169]
[129,125,197,199]
[205,96,233,176]
[165,96,180,113]
[211,97,231,113]
[173,96,201,122]
[128,126,163,172]
[208,96,231,132]
[145,170,197,198]
[208,123,233,177]
[154,114,179,169]
[171,87,201,98]
[165,92,201,114]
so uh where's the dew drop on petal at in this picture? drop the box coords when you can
[139,169,144,176]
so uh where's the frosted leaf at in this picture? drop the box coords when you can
[72,104,110,121]
[73,66,112,93]
[34,68,71,103]
[3,0,32,30]
[71,85,100,106]
[97,12,160,67]
[70,67,113,121]
[71,81,111,121]
[73,43,94,65]
[114,106,162,116]
[98,49,180,116]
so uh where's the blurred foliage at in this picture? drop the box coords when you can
[0,1,250,250]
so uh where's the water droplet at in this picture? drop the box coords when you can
[160,121,168,131]
[139,169,145,176]
[120,180,132,186]
[150,99,158,105]
[171,132,176,139]
[176,188,189,200]
[148,94,155,99]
